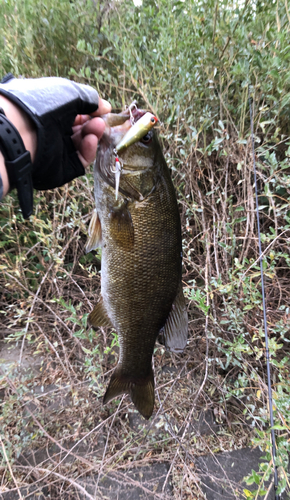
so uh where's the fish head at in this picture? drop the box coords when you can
[96,108,161,199]
[118,124,158,173]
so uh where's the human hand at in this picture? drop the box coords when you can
[71,98,111,168]
[0,75,111,191]
[0,75,111,217]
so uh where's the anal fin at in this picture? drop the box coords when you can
[85,209,102,253]
[89,297,113,329]
[161,283,188,353]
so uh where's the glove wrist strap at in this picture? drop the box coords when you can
[0,108,33,218]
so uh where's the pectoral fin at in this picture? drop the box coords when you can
[161,283,188,353]
[109,204,134,250]
[88,297,113,329]
[103,365,155,419]
[85,209,102,253]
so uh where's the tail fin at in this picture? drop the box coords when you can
[103,365,155,419]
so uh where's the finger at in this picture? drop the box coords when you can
[72,118,106,167]
[81,116,106,138]
[72,116,106,137]
[73,99,111,130]
[77,133,99,168]
[91,98,112,116]
[71,123,83,135]
[73,114,91,127]
[72,117,106,150]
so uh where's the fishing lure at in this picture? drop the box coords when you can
[115,112,158,154]
[112,111,158,199]
[128,101,138,125]
[111,155,122,201]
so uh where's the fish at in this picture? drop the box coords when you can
[86,106,188,419]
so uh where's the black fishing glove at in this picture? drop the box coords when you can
[0,74,99,217]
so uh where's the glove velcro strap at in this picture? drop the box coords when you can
[0,108,33,218]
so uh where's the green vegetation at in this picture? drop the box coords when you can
[1,0,290,497]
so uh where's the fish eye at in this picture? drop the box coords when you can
[141,131,153,143]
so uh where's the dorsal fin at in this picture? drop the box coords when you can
[85,209,102,253]
[161,283,188,353]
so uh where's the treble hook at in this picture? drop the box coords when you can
[127,101,138,125]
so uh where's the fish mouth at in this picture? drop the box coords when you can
[101,106,148,127]
[98,107,153,157]
[96,107,155,199]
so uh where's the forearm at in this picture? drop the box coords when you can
[0,94,37,197]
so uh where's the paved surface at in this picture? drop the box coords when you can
[128,408,220,437]
[0,485,47,499]
[0,339,44,375]
[78,464,173,499]
[0,464,172,500]
[196,447,288,499]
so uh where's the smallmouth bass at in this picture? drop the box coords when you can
[86,107,188,419]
